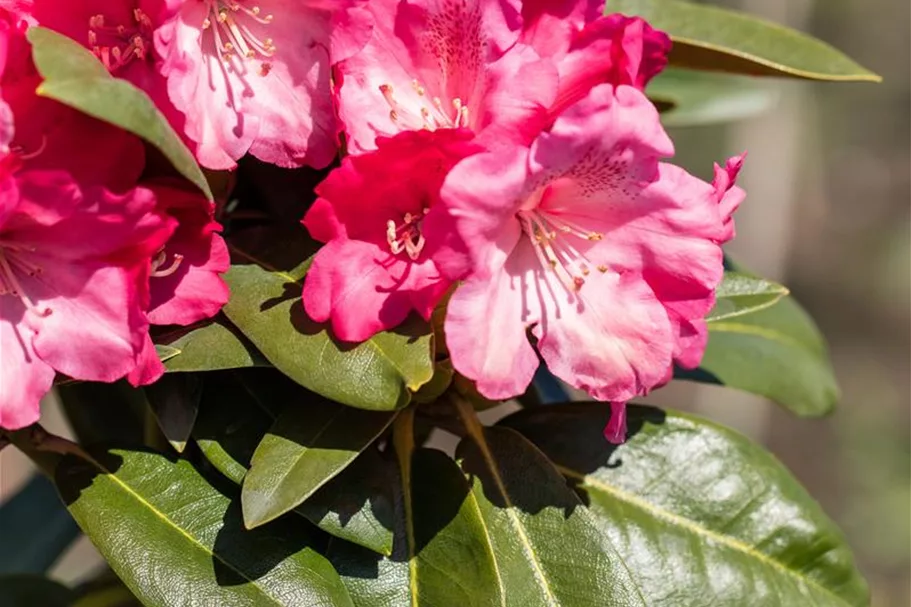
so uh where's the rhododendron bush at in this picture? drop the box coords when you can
[0,0,880,605]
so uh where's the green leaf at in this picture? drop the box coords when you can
[144,374,203,453]
[222,263,435,411]
[695,295,840,416]
[707,271,789,322]
[328,410,503,606]
[55,448,353,607]
[156,318,268,373]
[242,401,396,528]
[609,0,880,82]
[453,401,647,606]
[26,27,211,199]
[501,403,869,606]
[194,370,396,555]
[0,475,80,575]
[0,575,76,607]
[648,68,776,127]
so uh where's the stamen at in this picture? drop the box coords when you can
[519,210,604,292]
[386,208,429,260]
[150,250,184,278]
[0,250,51,317]
[377,80,473,131]
[201,1,276,76]
[87,9,154,73]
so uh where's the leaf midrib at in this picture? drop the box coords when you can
[87,457,288,606]
[556,464,853,606]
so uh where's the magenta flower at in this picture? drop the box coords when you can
[127,181,230,386]
[156,0,372,169]
[437,84,743,437]
[302,128,480,342]
[0,161,176,429]
[334,0,563,154]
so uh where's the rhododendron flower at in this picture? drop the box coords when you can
[335,0,562,154]
[156,0,372,169]
[302,128,480,342]
[128,181,230,385]
[335,0,670,154]
[0,163,175,429]
[437,84,744,442]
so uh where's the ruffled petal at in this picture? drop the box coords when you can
[0,299,54,430]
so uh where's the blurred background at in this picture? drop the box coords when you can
[1,0,909,604]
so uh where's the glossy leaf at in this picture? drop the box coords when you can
[0,475,80,574]
[648,68,776,127]
[222,263,435,411]
[454,401,647,606]
[696,295,840,416]
[194,370,396,555]
[55,448,353,607]
[610,0,880,82]
[0,575,76,607]
[242,401,396,528]
[144,375,203,453]
[329,410,503,606]
[27,28,211,199]
[156,318,267,373]
[707,271,789,322]
[501,403,869,606]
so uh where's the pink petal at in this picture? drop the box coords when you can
[445,241,539,400]
[0,299,54,430]
[126,334,166,387]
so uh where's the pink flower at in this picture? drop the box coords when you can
[0,161,176,429]
[302,128,480,342]
[156,0,372,170]
[334,0,560,154]
[437,84,743,439]
[127,180,230,386]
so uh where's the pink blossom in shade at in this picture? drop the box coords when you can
[0,163,176,429]
[126,181,230,387]
[155,0,372,170]
[334,0,566,154]
[0,7,147,190]
[302,128,481,342]
[437,84,743,439]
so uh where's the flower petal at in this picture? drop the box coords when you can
[0,299,54,430]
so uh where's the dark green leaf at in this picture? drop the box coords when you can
[329,410,503,606]
[144,375,203,453]
[501,403,869,606]
[222,263,435,411]
[156,318,268,373]
[610,0,880,81]
[697,295,840,416]
[27,28,211,199]
[707,271,789,322]
[0,575,76,607]
[648,68,776,126]
[55,448,353,607]
[242,401,396,528]
[454,403,647,606]
[194,370,395,555]
[0,475,79,574]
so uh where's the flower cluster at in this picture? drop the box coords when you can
[2,0,744,444]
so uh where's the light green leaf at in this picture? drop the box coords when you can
[707,271,789,322]
[610,0,880,82]
[695,295,840,416]
[55,448,353,607]
[156,318,268,373]
[648,68,777,126]
[222,263,435,411]
[27,27,211,199]
[242,401,396,528]
[194,370,396,556]
[329,409,504,606]
[501,403,869,606]
[453,401,647,606]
